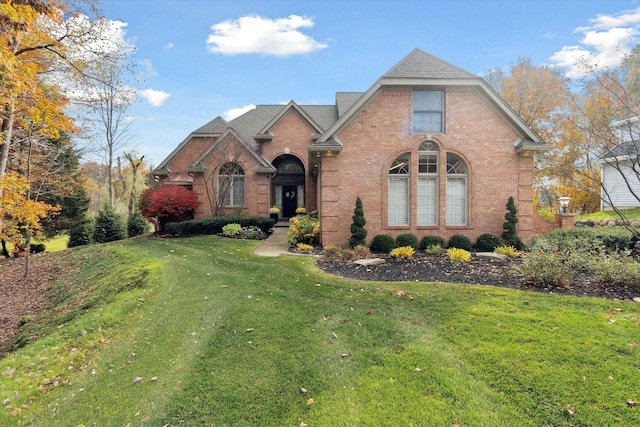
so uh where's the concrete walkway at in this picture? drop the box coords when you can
[254,223,291,257]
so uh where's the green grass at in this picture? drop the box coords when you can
[1,236,639,426]
[577,207,640,221]
[3,234,68,254]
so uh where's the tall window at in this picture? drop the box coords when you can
[388,154,410,226]
[446,153,467,225]
[417,141,439,225]
[218,162,244,207]
[413,90,443,133]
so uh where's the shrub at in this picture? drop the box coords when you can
[238,226,266,240]
[29,243,46,253]
[68,218,92,248]
[352,245,371,259]
[296,243,314,253]
[287,213,320,245]
[339,248,355,261]
[419,235,445,250]
[535,227,632,252]
[396,233,419,249]
[390,246,415,260]
[164,216,275,236]
[93,205,127,243]
[515,244,574,287]
[349,197,367,248]
[424,244,444,256]
[322,244,342,260]
[370,234,395,253]
[447,247,471,262]
[222,223,242,237]
[495,245,519,258]
[590,253,640,289]
[447,234,472,251]
[139,185,199,231]
[502,196,523,249]
[475,233,501,252]
[127,211,150,237]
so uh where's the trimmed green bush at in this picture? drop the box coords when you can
[164,216,275,236]
[447,234,472,251]
[502,196,523,249]
[29,243,46,253]
[93,205,127,243]
[370,234,395,253]
[349,197,367,248]
[475,233,501,252]
[419,235,445,250]
[396,233,419,249]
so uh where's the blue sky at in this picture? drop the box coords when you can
[98,0,640,167]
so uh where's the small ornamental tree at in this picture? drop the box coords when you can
[502,196,523,249]
[349,197,367,248]
[93,204,127,243]
[139,185,199,231]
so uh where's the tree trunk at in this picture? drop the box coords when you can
[24,232,31,277]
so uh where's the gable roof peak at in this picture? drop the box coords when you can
[192,116,229,135]
[383,48,476,80]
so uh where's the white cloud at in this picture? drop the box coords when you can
[206,14,328,57]
[550,7,640,78]
[138,58,158,78]
[139,89,171,107]
[223,104,255,120]
[165,42,175,49]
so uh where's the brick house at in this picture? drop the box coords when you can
[153,48,548,245]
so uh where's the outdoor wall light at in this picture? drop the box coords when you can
[558,194,571,213]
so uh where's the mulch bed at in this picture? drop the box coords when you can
[317,253,640,301]
[0,252,83,351]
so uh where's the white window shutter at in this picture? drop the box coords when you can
[389,177,409,225]
[417,177,438,225]
[446,177,466,225]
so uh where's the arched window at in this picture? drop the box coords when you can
[446,153,468,225]
[218,162,244,207]
[417,141,439,225]
[388,154,410,226]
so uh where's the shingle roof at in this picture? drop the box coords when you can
[336,92,364,117]
[383,48,476,80]
[192,116,229,134]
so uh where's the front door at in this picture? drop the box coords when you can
[283,185,298,218]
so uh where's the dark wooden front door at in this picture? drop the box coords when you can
[283,185,298,218]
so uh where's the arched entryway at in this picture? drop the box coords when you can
[272,154,305,218]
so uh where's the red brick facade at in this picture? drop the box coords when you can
[154,49,547,246]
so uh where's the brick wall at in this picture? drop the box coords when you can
[319,88,535,246]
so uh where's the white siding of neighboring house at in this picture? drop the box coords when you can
[601,160,640,210]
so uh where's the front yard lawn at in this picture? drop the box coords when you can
[1,236,638,426]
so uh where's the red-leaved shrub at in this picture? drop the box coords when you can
[139,185,199,231]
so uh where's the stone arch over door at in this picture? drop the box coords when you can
[272,154,305,218]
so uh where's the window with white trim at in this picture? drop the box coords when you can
[388,154,410,226]
[446,153,467,225]
[218,162,245,207]
[413,90,443,133]
[417,141,439,225]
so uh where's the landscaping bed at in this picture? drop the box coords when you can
[317,252,640,301]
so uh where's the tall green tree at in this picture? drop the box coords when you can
[349,197,367,248]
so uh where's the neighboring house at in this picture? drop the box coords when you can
[153,48,548,245]
[600,116,640,211]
